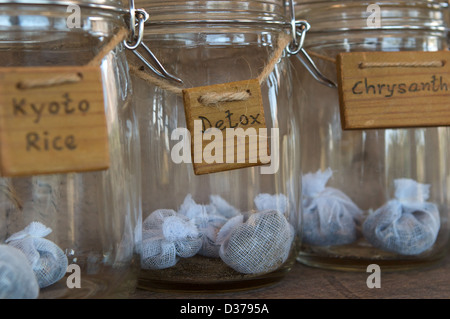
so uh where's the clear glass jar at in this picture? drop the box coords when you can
[446,2,450,45]
[0,0,141,298]
[130,0,300,291]
[294,0,450,270]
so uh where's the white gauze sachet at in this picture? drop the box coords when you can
[302,168,363,246]
[0,244,39,299]
[219,210,294,275]
[363,178,440,255]
[141,209,201,269]
[254,193,288,214]
[179,195,232,258]
[6,222,68,288]
[210,195,240,219]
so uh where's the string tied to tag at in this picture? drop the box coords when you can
[129,32,292,106]
[15,28,129,90]
[305,50,446,69]
[359,60,445,69]
[198,90,252,106]
[17,73,83,90]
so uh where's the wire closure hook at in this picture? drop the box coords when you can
[286,0,309,55]
[286,20,310,56]
[123,0,183,84]
[123,7,148,50]
[132,42,183,84]
[297,49,337,88]
[286,20,337,88]
[285,0,337,88]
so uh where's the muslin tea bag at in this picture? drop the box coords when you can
[254,193,288,213]
[302,168,363,246]
[363,178,440,255]
[179,194,240,258]
[6,222,68,288]
[210,195,241,219]
[141,209,202,269]
[219,209,294,274]
[0,244,39,299]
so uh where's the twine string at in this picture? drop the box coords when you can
[198,91,252,105]
[86,28,129,67]
[305,50,445,69]
[17,28,129,90]
[128,63,183,95]
[305,50,337,64]
[17,73,83,90]
[359,60,445,69]
[129,32,292,106]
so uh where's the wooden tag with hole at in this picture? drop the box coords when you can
[182,79,270,175]
[0,66,109,177]
[337,51,450,130]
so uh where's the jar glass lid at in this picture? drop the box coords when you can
[0,0,127,12]
[295,0,448,32]
[136,0,287,26]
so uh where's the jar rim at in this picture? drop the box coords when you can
[305,25,448,33]
[295,0,449,33]
[294,0,448,6]
[0,0,127,13]
[144,20,290,28]
[138,0,288,26]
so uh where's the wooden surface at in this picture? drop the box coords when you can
[336,51,450,130]
[131,252,450,299]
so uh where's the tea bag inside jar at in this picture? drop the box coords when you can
[363,178,440,255]
[0,244,39,299]
[141,209,202,269]
[219,209,294,275]
[6,222,68,288]
[179,194,240,258]
[301,168,363,246]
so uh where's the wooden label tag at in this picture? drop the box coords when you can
[336,51,450,130]
[183,79,270,175]
[0,66,109,177]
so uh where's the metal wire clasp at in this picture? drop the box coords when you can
[286,20,337,88]
[286,0,337,88]
[123,0,148,50]
[286,20,310,56]
[123,0,183,84]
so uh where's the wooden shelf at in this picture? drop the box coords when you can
[130,253,450,299]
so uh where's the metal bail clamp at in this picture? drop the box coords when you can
[286,0,337,88]
[123,0,183,84]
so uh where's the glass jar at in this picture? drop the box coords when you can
[130,0,300,291]
[0,0,141,298]
[446,2,450,45]
[293,0,450,270]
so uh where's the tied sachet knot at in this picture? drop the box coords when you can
[363,178,440,255]
[6,222,68,288]
[301,168,364,246]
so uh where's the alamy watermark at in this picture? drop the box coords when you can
[367,4,381,28]
[366,264,381,289]
[66,4,382,31]
[66,264,81,289]
[66,4,81,29]
[170,120,280,175]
